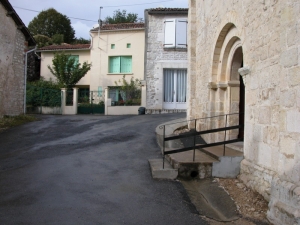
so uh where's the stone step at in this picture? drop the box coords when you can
[200,145,244,178]
[148,158,178,180]
[155,119,245,179]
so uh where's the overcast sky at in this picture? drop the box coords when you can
[10,0,188,40]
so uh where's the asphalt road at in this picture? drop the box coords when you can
[0,114,208,225]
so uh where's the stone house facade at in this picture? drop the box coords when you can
[0,0,35,117]
[144,8,188,114]
[188,0,300,224]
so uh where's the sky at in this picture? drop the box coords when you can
[10,0,188,40]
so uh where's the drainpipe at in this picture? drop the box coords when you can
[24,46,37,114]
[97,6,103,50]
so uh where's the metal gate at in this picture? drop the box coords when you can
[26,85,62,114]
[77,90,105,114]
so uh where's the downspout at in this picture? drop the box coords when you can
[24,46,37,114]
[97,6,103,50]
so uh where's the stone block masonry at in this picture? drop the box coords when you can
[0,3,28,117]
[145,11,188,113]
[188,0,300,224]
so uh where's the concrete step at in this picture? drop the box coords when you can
[148,158,178,180]
[155,119,244,179]
[201,145,243,159]
[201,145,244,178]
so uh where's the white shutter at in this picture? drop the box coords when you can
[175,19,187,48]
[164,19,176,48]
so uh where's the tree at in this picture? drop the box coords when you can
[114,75,141,105]
[33,34,52,48]
[51,34,64,45]
[47,52,91,88]
[104,9,140,24]
[28,8,75,43]
[72,37,90,44]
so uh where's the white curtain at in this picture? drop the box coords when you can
[164,69,174,102]
[176,69,187,102]
[109,89,118,101]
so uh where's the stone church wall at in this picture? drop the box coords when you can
[188,0,300,224]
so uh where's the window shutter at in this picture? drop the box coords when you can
[69,55,79,66]
[98,86,102,97]
[109,56,120,73]
[164,19,176,48]
[120,56,132,73]
[176,19,187,48]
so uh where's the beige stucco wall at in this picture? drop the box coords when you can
[89,29,145,91]
[40,50,91,86]
[0,3,27,116]
[188,0,300,224]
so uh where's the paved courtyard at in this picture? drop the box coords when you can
[0,114,208,225]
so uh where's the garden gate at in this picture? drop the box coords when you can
[77,90,105,114]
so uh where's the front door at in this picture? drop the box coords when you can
[163,69,187,110]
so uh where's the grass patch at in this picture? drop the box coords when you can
[0,115,37,132]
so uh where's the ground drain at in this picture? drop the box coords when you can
[190,171,199,178]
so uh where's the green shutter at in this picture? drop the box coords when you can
[120,56,132,73]
[109,56,120,73]
[69,55,79,66]
[98,86,102,97]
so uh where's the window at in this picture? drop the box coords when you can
[163,69,187,110]
[111,44,115,49]
[109,56,132,73]
[108,88,121,104]
[69,55,79,65]
[127,43,131,48]
[164,19,187,49]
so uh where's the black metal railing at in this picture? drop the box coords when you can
[160,113,244,168]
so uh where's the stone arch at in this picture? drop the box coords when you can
[211,22,245,139]
[211,23,235,82]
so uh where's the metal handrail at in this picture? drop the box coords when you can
[160,113,244,168]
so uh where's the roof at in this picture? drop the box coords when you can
[0,0,36,46]
[90,23,144,32]
[146,8,188,14]
[38,44,90,51]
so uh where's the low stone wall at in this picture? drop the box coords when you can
[106,106,141,115]
[26,106,61,114]
[146,109,186,114]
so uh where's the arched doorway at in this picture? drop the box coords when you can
[210,23,245,141]
[229,46,244,139]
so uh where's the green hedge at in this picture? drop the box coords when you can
[27,79,62,107]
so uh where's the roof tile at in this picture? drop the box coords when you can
[38,44,90,51]
[91,23,144,32]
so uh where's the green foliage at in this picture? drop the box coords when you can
[28,8,75,43]
[28,77,62,89]
[34,34,52,48]
[115,75,141,105]
[72,37,90,44]
[47,52,92,88]
[104,9,139,24]
[26,79,62,107]
[52,34,64,45]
